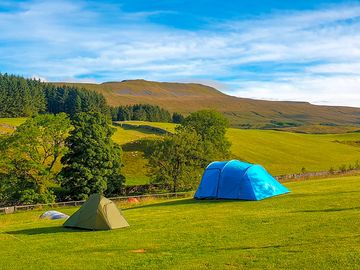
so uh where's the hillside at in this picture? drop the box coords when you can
[1,176,359,269]
[55,80,360,129]
[2,118,360,185]
[118,121,360,184]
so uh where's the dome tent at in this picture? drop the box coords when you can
[63,194,129,230]
[40,210,69,220]
[194,160,290,200]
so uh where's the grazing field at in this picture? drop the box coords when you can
[115,121,360,184]
[2,118,360,185]
[227,128,360,175]
[0,176,359,269]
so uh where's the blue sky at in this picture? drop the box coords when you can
[0,0,360,107]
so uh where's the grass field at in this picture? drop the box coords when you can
[114,121,360,184]
[2,118,360,185]
[227,128,360,175]
[0,176,359,269]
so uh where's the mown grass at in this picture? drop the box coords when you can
[0,176,359,269]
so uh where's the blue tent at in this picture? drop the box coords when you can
[194,160,290,200]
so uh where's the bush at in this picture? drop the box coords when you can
[339,164,347,172]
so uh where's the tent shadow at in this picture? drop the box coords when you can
[125,198,248,211]
[6,226,89,235]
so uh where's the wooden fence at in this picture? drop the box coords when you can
[0,192,190,215]
[1,168,360,215]
[276,169,360,181]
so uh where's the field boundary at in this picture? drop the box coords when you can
[114,122,172,135]
[0,192,191,214]
[2,169,360,214]
[277,169,360,181]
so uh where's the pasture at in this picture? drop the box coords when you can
[2,118,360,185]
[117,121,360,184]
[0,176,359,269]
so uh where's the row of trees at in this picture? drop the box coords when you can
[111,104,184,123]
[0,73,110,118]
[0,112,123,205]
[45,85,109,117]
[0,74,46,117]
[0,110,230,205]
[0,73,183,123]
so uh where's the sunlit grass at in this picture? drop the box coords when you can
[115,122,360,184]
[0,176,359,269]
[2,119,360,185]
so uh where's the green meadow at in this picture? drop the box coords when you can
[0,176,359,269]
[2,118,360,185]
[116,121,360,184]
[227,128,360,175]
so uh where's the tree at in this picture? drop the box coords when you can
[0,73,111,118]
[58,112,124,200]
[148,127,206,192]
[112,104,172,122]
[0,73,46,117]
[181,110,231,159]
[172,112,184,124]
[0,113,71,205]
[148,110,232,192]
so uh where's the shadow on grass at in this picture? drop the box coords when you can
[6,226,91,235]
[293,206,360,213]
[289,190,360,198]
[125,198,249,211]
[217,234,360,251]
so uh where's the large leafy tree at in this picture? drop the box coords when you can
[148,127,206,192]
[0,113,71,205]
[59,112,124,200]
[182,110,231,159]
[148,110,232,192]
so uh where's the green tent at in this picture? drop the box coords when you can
[63,194,129,230]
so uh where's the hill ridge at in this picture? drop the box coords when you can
[53,79,360,129]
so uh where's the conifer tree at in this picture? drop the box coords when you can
[59,112,124,200]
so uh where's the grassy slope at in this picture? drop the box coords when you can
[2,119,360,185]
[275,124,360,134]
[116,122,360,181]
[228,129,360,175]
[55,80,360,129]
[0,118,26,133]
[1,176,359,269]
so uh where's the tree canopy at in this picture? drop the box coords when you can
[58,112,124,200]
[148,127,206,192]
[0,113,71,205]
[111,104,174,123]
[182,110,231,160]
[148,110,232,192]
[0,73,110,118]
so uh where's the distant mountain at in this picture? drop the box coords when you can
[54,80,360,129]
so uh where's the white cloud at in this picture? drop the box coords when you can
[227,75,360,107]
[0,1,360,106]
